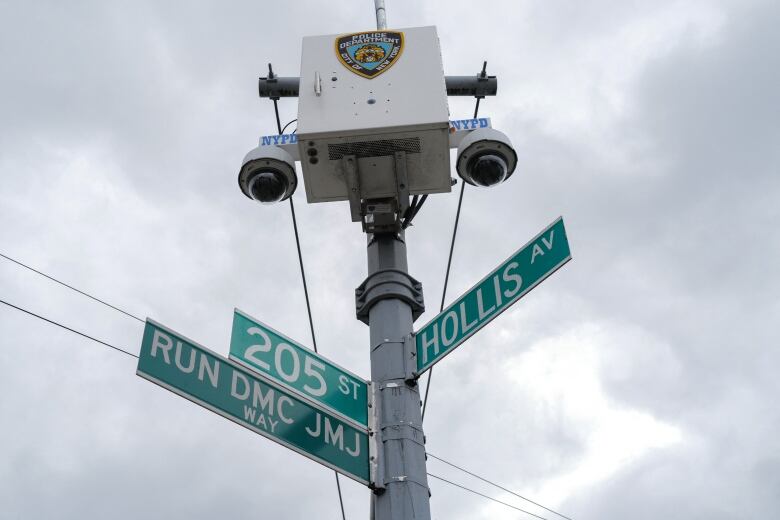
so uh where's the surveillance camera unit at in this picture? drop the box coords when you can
[455,127,517,188]
[295,26,452,205]
[238,145,298,204]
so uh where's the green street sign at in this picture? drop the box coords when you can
[229,309,369,428]
[415,216,571,374]
[137,319,370,485]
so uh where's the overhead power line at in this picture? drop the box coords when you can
[0,298,138,359]
[0,289,571,520]
[0,252,145,323]
[426,452,573,520]
[0,296,338,518]
[1,231,571,520]
[427,472,551,520]
[1,297,574,520]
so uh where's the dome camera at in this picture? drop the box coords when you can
[455,128,518,188]
[238,145,297,204]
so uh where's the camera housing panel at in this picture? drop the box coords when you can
[296,26,451,203]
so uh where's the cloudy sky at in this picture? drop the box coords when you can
[1,0,778,518]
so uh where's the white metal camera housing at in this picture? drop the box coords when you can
[455,127,517,188]
[238,145,298,204]
[296,26,451,204]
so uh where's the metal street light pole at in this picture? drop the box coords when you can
[374,0,387,30]
[362,230,431,520]
[241,4,506,518]
[361,6,431,519]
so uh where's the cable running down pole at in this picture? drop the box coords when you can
[421,92,483,420]
[271,88,345,520]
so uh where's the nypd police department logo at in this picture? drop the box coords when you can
[335,31,404,79]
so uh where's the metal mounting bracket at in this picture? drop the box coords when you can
[362,199,400,234]
[394,151,410,217]
[355,268,424,324]
[368,381,385,492]
[380,421,425,445]
[341,152,413,233]
[342,155,362,222]
[372,384,429,491]
[385,475,430,489]
[403,334,419,383]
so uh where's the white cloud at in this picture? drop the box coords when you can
[505,324,682,505]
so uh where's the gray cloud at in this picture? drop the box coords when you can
[1,1,778,519]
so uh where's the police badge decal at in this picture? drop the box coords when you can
[335,31,404,79]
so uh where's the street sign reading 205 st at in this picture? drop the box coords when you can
[414,217,571,374]
[136,320,370,484]
[229,309,369,428]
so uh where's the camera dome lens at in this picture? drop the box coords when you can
[248,170,289,203]
[467,154,508,187]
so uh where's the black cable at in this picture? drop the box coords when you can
[437,186,465,318]
[408,195,419,217]
[427,453,573,520]
[288,197,318,353]
[0,298,138,359]
[402,194,428,229]
[272,99,283,135]
[281,118,297,134]
[401,195,419,228]
[334,471,347,520]
[423,73,562,520]
[421,182,464,421]
[414,194,428,218]
[271,101,318,354]
[427,473,551,520]
[421,88,483,421]
[401,198,417,229]
[270,87,344,520]
[0,252,144,323]
[270,95,318,353]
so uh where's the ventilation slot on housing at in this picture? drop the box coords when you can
[328,138,421,160]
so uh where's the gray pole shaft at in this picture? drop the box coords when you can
[374,0,387,30]
[367,232,431,520]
